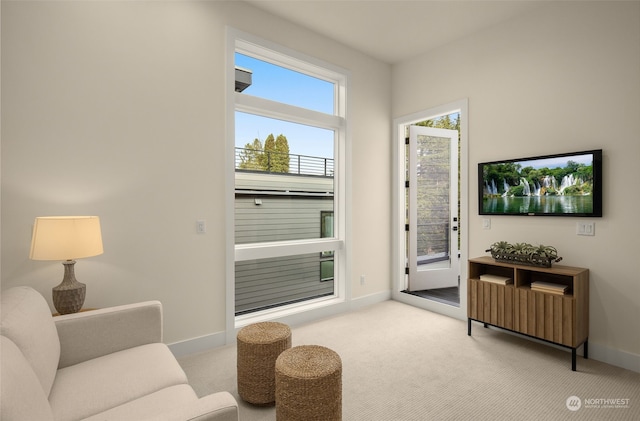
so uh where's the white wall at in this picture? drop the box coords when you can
[1,1,391,344]
[392,1,640,369]
[4,0,637,371]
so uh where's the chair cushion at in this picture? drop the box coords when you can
[49,343,189,421]
[0,336,54,421]
[81,384,197,421]
[0,286,60,396]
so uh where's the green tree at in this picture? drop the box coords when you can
[416,113,459,131]
[565,160,581,174]
[273,134,290,173]
[238,138,264,170]
[238,134,290,173]
[263,134,276,171]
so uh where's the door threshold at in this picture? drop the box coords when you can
[402,287,460,307]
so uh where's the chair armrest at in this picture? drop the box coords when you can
[139,392,239,421]
[55,301,163,368]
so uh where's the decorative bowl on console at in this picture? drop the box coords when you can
[486,241,563,268]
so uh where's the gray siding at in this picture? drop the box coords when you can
[235,196,333,244]
[235,171,335,315]
[235,253,334,314]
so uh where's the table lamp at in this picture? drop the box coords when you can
[29,216,103,314]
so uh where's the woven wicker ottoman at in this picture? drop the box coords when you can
[275,345,342,421]
[237,322,292,405]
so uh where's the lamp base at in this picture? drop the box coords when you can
[52,260,86,314]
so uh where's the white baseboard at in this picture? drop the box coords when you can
[170,291,638,374]
[589,342,640,373]
[350,290,392,310]
[480,323,640,373]
[261,290,391,329]
[168,331,227,358]
[169,290,391,358]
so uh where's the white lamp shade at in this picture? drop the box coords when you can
[30,216,104,261]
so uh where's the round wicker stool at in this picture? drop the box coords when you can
[275,345,342,421]
[237,322,292,405]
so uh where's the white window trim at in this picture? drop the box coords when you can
[235,238,344,262]
[225,28,351,341]
[236,94,344,131]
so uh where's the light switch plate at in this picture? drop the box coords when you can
[576,222,595,236]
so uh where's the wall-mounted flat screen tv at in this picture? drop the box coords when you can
[479,149,602,217]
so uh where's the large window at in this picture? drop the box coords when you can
[228,31,347,325]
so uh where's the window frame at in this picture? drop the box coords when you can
[320,210,334,258]
[225,28,350,339]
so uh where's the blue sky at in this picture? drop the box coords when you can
[235,53,335,159]
[517,153,593,170]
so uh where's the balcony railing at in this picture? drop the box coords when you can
[235,147,334,177]
[417,221,450,265]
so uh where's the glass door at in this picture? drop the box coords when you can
[407,125,459,291]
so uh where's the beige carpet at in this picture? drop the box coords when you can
[178,300,640,420]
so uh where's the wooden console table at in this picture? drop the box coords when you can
[467,256,589,371]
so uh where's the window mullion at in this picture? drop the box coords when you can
[235,93,344,131]
[235,238,343,262]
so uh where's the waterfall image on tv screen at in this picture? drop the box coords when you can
[479,150,602,216]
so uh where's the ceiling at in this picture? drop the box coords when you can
[244,0,546,64]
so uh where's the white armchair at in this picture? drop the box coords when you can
[1,286,238,421]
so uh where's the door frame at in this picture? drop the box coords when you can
[392,99,469,321]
